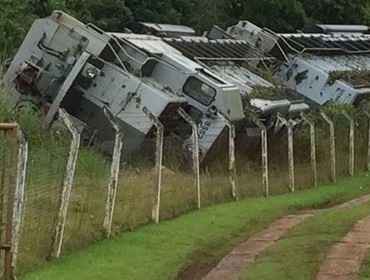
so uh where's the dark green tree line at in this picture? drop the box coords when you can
[1,0,370,56]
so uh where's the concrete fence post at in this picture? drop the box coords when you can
[300,112,317,187]
[278,114,295,192]
[0,123,18,280]
[103,108,124,237]
[250,115,269,197]
[11,128,28,272]
[142,107,164,224]
[177,108,201,209]
[365,112,370,172]
[320,111,336,182]
[218,113,237,200]
[51,109,81,258]
[342,110,355,177]
[0,123,28,279]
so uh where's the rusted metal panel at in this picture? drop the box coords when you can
[342,110,355,177]
[301,112,317,186]
[51,109,81,258]
[178,108,201,209]
[250,115,269,197]
[142,107,164,223]
[103,108,124,237]
[320,111,336,182]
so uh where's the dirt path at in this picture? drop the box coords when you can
[333,194,370,209]
[202,214,312,280]
[202,194,370,280]
[316,215,370,280]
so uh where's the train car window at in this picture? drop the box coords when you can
[183,77,216,106]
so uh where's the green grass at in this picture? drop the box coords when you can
[242,191,370,280]
[20,173,370,280]
[360,238,370,279]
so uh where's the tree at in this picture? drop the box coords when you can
[48,0,132,31]
[183,0,238,33]
[125,0,193,25]
[239,0,308,32]
[0,0,36,56]
[161,0,308,34]
[1,0,370,57]
[300,0,370,26]
[0,0,132,55]
[28,0,49,18]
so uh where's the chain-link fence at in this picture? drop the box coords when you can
[16,117,71,273]
[0,128,16,279]
[355,113,369,173]
[0,105,368,278]
[0,123,28,280]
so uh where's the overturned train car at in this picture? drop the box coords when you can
[223,21,370,106]
[125,23,310,141]
[5,11,251,162]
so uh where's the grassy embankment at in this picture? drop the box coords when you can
[20,173,370,280]
[359,228,370,279]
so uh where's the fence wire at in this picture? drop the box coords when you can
[315,119,332,184]
[16,124,70,274]
[354,115,369,173]
[268,130,290,195]
[160,136,196,220]
[0,131,17,277]
[236,131,264,198]
[335,120,350,180]
[0,107,367,278]
[113,136,156,232]
[294,124,315,190]
[62,148,110,252]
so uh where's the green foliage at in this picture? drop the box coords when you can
[300,0,370,26]
[327,70,370,87]
[47,0,131,31]
[184,0,238,32]
[13,107,43,142]
[0,0,36,56]
[0,87,11,121]
[240,0,308,32]
[126,0,192,25]
[1,0,370,56]
[322,102,356,121]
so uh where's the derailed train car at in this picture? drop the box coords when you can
[11,11,357,164]
[5,11,318,160]
[223,21,370,106]
[5,11,187,154]
[4,11,246,162]
[124,23,310,141]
